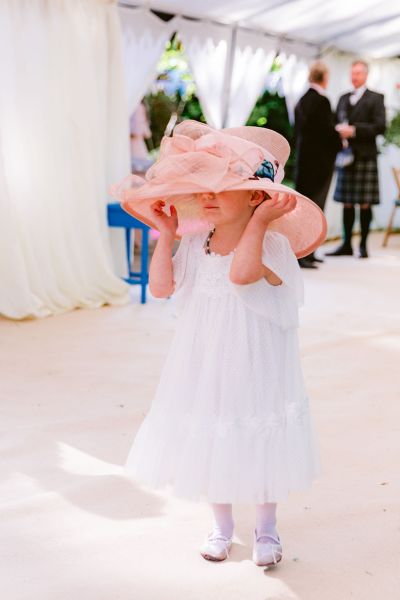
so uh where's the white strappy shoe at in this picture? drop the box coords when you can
[252,530,283,567]
[200,532,232,562]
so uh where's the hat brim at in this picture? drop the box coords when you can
[119,179,327,259]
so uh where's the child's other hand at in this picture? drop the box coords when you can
[252,193,296,227]
[150,200,178,238]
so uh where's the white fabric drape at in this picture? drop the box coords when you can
[279,40,317,124]
[0,0,130,319]
[368,58,400,119]
[323,50,355,107]
[225,30,277,128]
[129,0,400,58]
[118,7,178,116]
[176,17,232,129]
[0,141,43,319]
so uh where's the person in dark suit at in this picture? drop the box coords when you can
[326,60,386,258]
[295,61,341,268]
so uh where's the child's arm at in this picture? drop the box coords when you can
[230,193,296,286]
[148,200,178,298]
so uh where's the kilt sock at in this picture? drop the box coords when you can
[343,206,355,246]
[360,207,372,248]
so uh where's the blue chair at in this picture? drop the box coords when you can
[107,203,150,303]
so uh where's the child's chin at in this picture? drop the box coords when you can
[202,208,221,218]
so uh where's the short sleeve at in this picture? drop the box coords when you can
[172,235,191,292]
[232,231,304,330]
[172,234,198,306]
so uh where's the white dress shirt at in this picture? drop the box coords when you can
[349,85,367,106]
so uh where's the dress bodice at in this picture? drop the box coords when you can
[172,230,304,331]
[196,251,235,299]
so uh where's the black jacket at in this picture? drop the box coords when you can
[336,89,386,159]
[294,88,341,195]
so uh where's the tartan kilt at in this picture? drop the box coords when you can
[334,158,380,204]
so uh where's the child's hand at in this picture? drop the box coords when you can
[150,200,178,238]
[252,192,297,227]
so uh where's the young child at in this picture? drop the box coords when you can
[113,121,326,566]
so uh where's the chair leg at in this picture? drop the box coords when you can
[382,205,397,247]
[140,228,149,304]
[125,228,132,274]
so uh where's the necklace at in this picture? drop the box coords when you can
[204,228,216,255]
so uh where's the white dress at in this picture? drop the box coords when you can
[126,231,320,504]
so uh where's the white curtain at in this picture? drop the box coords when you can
[368,58,400,119]
[176,17,232,129]
[0,0,130,319]
[125,1,400,57]
[118,7,178,116]
[322,50,355,107]
[279,40,317,124]
[225,30,277,128]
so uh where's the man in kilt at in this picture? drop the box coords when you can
[326,60,386,258]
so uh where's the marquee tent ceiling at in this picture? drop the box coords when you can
[120,1,400,58]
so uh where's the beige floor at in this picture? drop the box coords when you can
[1,233,399,600]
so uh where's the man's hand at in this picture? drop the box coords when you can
[150,200,178,238]
[251,192,297,228]
[335,124,356,139]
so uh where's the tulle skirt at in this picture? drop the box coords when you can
[125,292,320,504]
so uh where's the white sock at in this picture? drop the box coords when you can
[211,503,234,539]
[255,503,278,540]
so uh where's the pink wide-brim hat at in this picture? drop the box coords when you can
[110,120,327,258]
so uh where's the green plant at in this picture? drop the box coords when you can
[384,111,400,148]
[144,92,175,150]
[180,92,206,123]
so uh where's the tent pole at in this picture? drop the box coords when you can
[221,25,237,129]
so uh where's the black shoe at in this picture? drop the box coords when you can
[298,258,318,269]
[306,253,324,264]
[359,246,369,258]
[325,244,353,256]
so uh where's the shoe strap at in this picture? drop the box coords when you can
[255,530,281,546]
[207,533,231,543]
